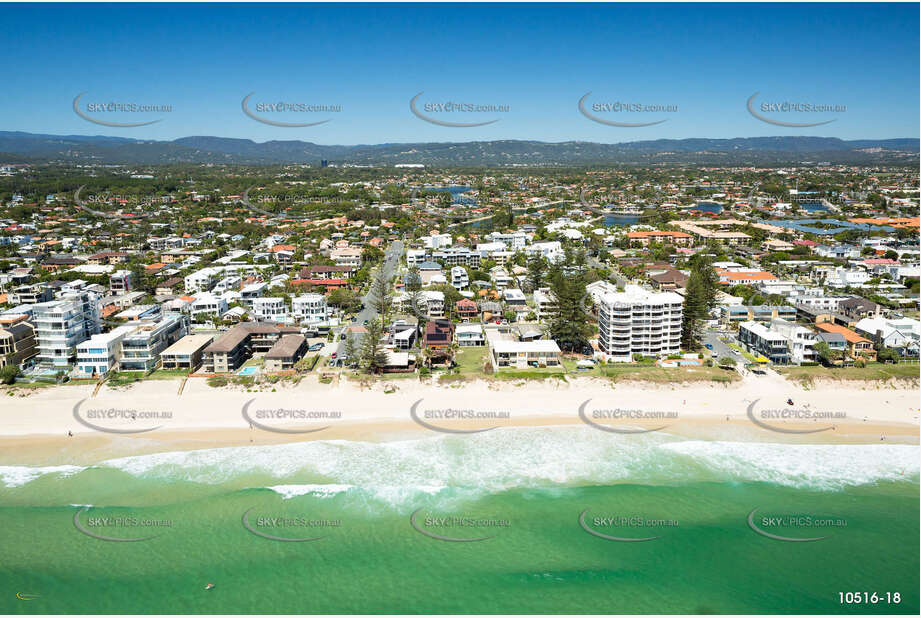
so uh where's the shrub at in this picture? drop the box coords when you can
[207,376,228,388]
[0,365,20,385]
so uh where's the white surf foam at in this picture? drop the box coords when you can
[0,465,86,488]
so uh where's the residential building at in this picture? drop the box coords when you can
[76,325,135,376]
[525,241,563,262]
[330,247,362,270]
[720,305,797,327]
[769,318,818,364]
[455,323,485,346]
[815,244,861,260]
[117,314,190,372]
[855,317,921,357]
[395,290,445,317]
[240,282,267,307]
[8,284,51,305]
[455,298,478,321]
[190,294,229,320]
[450,266,469,290]
[597,285,683,362]
[738,320,790,364]
[420,233,452,249]
[532,289,557,321]
[626,231,693,246]
[432,247,481,268]
[184,267,220,293]
[423,319,454,350]
[490,338,562,369]
[159,333,214,370]
[109,270,133,294]
[839,297,882,320]
[202,322,301,372]
[0,317,36,368]
[292,293,329,324]
[252,297,288,323]
[32,292,101,367]
[815,322,877,361]
[264,334,307,372]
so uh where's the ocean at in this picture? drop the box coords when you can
[1,427,918,614]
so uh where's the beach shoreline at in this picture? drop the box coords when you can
[1,373,918,465]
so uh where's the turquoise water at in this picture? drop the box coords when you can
[236,367,259,376]
[1,427,918,614]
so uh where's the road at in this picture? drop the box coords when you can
[702,327,739,362]
[331,240,404,363]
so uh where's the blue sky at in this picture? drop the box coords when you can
[2,2,918,143]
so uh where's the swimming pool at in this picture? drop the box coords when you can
[236,366,259,376]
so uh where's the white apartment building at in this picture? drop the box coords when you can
[184,267,220,293]
[484,231,529,250]
[251,297,289,323]
[490,267,513,289]
[213,275,242,294]
[240,282,267,307]
[476,241,507,255]
[738,318,817,365]
[769,318,818,364]
[118,314,190,372]
[32,292,102,368]
[394,290,445,317]
[525,241,564,263]
[821,267,871,288]
[421,233,452,249]
[76,325,135,376]
[450,266,469,290]
[794,296,848,311]
[292,293,329,324]
[532,288,558,321]
[189,294,229,320]
[406,249,427,266]
[597,285,683,362]
[330,247,362,269]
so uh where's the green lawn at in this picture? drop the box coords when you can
[454,347,488,374]
[776,362,920,385]
[145,369,190,380]
[593,363,740,383]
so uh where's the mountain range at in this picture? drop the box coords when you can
[0,131,917,166]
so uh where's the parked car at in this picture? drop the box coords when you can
[308,343,324,351]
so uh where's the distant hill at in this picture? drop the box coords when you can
[0,131,916,166]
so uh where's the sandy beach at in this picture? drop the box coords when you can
[1,372,918,465]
